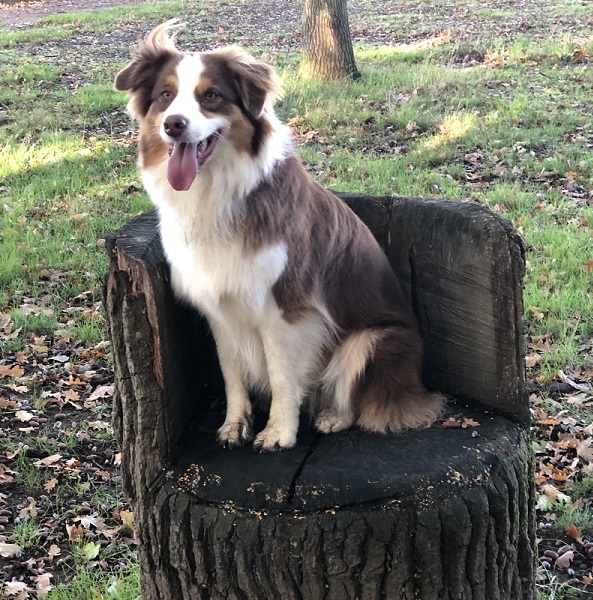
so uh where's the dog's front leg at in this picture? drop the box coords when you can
[254,311,329,452]
[253,347,303,452]
[212,328,254,448]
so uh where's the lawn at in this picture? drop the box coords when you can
[0,0,592,598]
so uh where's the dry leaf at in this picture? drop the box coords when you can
[48,544,61,560]
[565,524,584,545]
[15,410,35,423]
[119,509,134,528]
[19,499,37,519]
[0,364,25,379]
[88,420,111,430]
[555,550,574,569]
[75,514,106,530]
[66,523,84,542]
[44,478,59,492]
[577,438,593,464]
[34,572,53,596]
[3,579,32,597]
[34,454,62,468]
[0,542,22,558]
[88,384,114,401]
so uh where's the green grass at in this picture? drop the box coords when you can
[10,516,43,551]
[43,565,140,600]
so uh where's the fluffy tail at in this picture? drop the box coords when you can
[353,326,443,433]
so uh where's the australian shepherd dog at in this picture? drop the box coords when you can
[115,21,442,452]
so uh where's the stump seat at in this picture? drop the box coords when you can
[104,195,535,600]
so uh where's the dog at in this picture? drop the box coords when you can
[114,21,442,452]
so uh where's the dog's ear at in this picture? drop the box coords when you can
[225,50,283,121]
[114,20,182,117]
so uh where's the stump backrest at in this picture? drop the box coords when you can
[339,194,527,423]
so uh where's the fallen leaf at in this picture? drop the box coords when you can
[19,499,37,519]
[0,364,25,379]
[555,550,574,569]
[88,420,111,430]
[565,524,584,544]
[34,572,53,595]
[15,410,35,423]
[82,541,101,560]
[577,438,593,464]
[48,544,61,560]
[44,478,59,492]
[66,523,84,542]
[3,579,32,597]
[557,370,591,392]
[62,389,80,402]
[0,463,16,483]
[0,542,22,557]
[34,454,62,468]
[119,509,134,529]
[88,384,114,401]
[75,514,106,530]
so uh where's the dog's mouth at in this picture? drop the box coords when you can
[166,133,219,192]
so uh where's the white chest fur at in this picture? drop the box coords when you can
[143,173,287,324]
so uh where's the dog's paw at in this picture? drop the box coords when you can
[217,418,253,449]
[314,409,354,434]
[253,423,296,453]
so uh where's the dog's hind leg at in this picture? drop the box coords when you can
[315,329,380,434]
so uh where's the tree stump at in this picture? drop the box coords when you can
[104,196,535,600]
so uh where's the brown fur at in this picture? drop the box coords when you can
[238,156,442,431]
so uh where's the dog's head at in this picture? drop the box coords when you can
[115,20,283,191]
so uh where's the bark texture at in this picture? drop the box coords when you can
[104,196,535,600]
[301,0,360,79]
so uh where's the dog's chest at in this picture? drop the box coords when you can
[160,216,288,319]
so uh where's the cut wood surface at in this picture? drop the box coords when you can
[104,195,534,600]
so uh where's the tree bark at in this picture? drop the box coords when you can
[301,0,360,80]
[104,196,535,600]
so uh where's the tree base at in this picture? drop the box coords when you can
[134,403,535,600]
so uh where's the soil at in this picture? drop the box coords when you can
[0,0,143,26]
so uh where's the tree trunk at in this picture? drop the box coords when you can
[301,0,360,80]
[104,196,535,600]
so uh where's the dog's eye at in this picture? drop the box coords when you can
[204,90,218,101]
[161,90,172,100]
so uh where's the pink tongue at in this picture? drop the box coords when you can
[167,143,198,191]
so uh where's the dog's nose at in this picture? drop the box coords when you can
[163,115,188,138]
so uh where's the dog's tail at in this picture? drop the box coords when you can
[353,325,443,433]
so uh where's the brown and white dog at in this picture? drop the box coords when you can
[115,21,442,452]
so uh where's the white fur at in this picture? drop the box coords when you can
[161,55,226,145]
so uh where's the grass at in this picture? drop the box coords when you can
[43,565,140,600]
[1,0,592,596]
